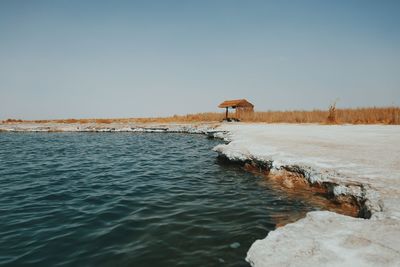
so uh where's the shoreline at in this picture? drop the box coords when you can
[0,122,219,134]
[1,122,399,266]
[215,153,372,219]
[215,123,400,266]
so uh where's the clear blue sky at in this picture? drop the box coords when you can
[1,0,399,119]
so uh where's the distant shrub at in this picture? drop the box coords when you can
[326,102,337,124]
[4,118,23,123]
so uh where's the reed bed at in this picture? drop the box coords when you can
[237,107,400,124]
[3,107,399,125]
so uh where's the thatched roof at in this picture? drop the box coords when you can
[218,99,254,108]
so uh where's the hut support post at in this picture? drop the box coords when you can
[225,107,228,119]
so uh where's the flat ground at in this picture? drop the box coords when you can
[216,123,400,267]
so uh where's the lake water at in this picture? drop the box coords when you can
[0,133,318,266]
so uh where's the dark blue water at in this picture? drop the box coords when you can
[0,133,317,266]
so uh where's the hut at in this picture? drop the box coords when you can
[218,99,254,120]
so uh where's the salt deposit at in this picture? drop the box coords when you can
[215,123,400,266]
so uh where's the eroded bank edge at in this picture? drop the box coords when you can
[209,131,383,220]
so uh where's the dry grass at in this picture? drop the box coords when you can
[3,119,24,123]
[2,107,399,125]
[238,107,400,124]
[326,102,337,124]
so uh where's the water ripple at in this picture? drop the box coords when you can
[0,133,317,266]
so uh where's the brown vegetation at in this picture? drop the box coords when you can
[231,106,400,124]
[4,119,23,123]
[326,102,337,124]
[2,107,399,125]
